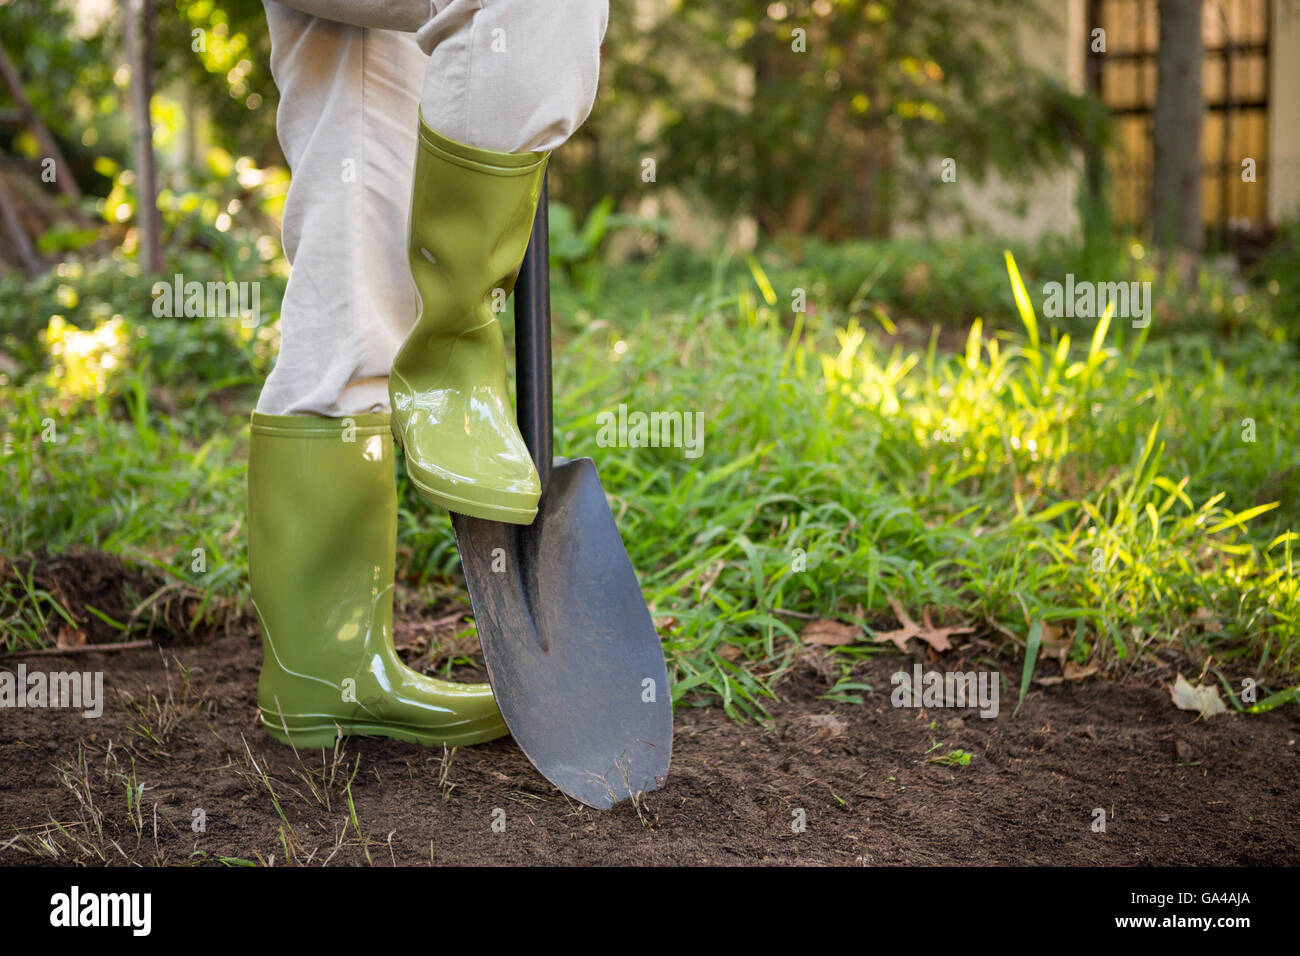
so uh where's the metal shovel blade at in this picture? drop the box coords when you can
[452,465,672,809]
[451,175,672,809]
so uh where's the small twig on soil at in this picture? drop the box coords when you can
[772,608,820,620]
[7,820,86,831]
[0,640,153,659]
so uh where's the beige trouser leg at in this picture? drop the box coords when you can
[255,0,608,417]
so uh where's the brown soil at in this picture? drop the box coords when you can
[2,604,1297,866]
[1,551,245,647]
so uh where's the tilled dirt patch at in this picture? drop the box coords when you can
[1,630,1297,865]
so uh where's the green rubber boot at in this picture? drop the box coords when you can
[390,116,549,525]
[249,412,507,748]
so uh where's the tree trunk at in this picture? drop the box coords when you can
[123,0,163,273]
[1152,0,1203,252]
[0,169,41,275]
[0,39,92,225]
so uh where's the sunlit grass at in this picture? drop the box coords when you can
[2,249,1296,718]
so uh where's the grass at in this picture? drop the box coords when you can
[548,249,1299,712]
[1,239,1297,721]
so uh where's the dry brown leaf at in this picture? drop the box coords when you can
[917,608,975,653]
[1169,673,1227,719]
[799,619,858,647]
[871,597,920,651]
[1041,623,1067,647]
[1040,622,1070,664]
[56,625,86,650]
[871,598,973,653]
[1064,661,1099,681]
[871,627,913,652]
[804,713,848,738]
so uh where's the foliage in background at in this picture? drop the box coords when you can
[2,0,1297,719]
[4,0,1109,243]
[3,241,1296,715]
[581,0,1109,239]
[158,0,278,162]
[1,0,280,222]
[0,0,114,201]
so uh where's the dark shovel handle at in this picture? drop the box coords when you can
[515,171,553,490]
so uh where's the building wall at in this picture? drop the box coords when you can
[914,0,1299,241]
[1269,0,1300,222]
[904,0,1088,241]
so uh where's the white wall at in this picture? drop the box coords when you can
[902,0,1088,241]
[1269,0,1300,222]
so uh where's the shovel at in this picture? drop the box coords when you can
[451,173,673,810]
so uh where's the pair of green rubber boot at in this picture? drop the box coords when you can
[249,120,547,748]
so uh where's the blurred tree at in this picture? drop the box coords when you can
[155,0,279,165]
[4,0,1110,247]
[0,0,279,183]
[1152,0,1203,252]
[576,0,1107,240]
[0,0,112,198]
[124,0,164,272]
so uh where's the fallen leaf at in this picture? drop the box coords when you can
[56,625,86,650]
[1064,661,1099,681]
[800,619,858,646]
[1174,739,1199,763]
[871,597,920,651]
[804,713,848,738]
[1169,673,1228,719]
[918,608,974,652]
[1040,623,1066,646]
[1041,623,1069,663]
[870,597,973,652]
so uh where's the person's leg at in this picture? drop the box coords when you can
[390,0,609,523]
[255,2,427,417]
[249,0,607,746]
[257,0,607,418]
[261,0,607,152]
[416,0,608,153]
[251,3,505,749]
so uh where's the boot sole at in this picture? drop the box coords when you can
[391,423,539,524]
[406,469,538,525]
[260,713,508,749]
